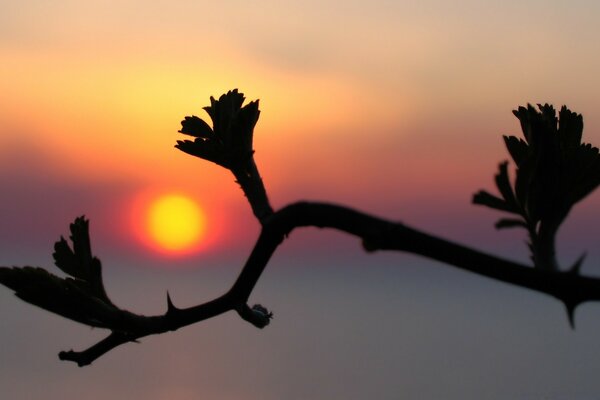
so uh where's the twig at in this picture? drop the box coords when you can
[26,201,599,366]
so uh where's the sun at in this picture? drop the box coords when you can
[145,194,206,253]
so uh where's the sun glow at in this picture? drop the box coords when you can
[145,194,206,253]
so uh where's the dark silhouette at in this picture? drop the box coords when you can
[1,90,600,367]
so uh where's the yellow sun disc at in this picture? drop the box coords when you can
[146,194,205,252]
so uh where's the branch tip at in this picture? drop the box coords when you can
[58,350,91,367]
[236,303,273,329]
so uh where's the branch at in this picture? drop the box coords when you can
[2,203,599,365]
[45,202,600,366]
[58,332,134,367]
[3,92,600,367]
[231,157,273,222]
[229,202,600,326]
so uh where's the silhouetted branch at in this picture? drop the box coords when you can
[2,90,600,366]
[231,202,600,328]
[176,89,273,222]
[58,332,133,367]
[4,201,600,365]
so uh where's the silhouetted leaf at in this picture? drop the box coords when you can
[495,218,527,230]
[178,116,214,139]
[494,161,518,212]
[513,106,532,144]
[568,143,600,204]
[53,237,80,278]
[0,266,117,328]
[503,135,528,166]
[52,217,110,303]
[175,138,227,168]
[558,106,583,151]
[176,89,261,169]
[513,156,534,217]
[472,190,515,213]
[0,217,121,328]
[480,103,600,270]
[234,99,260,155]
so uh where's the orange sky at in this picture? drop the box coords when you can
[1,0,600,265]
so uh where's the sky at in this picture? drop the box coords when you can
[2,0,600,399]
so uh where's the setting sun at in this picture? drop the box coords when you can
[146,194,206,253]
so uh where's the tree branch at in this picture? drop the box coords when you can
[2,93,600,367]
[231,157,273,222]
[229,201,600,321]
[58,332,134,367]
[3,200,594,366]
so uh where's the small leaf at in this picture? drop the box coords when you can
[175,139,228,168]
[178,116,213,138]
[53,236,80,279]
[494,161,518,212]
[0,266,117,328]
[503,135,529,166]
[568,144,600,205]
[473,190,515,213]
[52,217,109,303]
[558,106,583,150]
[513,106,532,144]
[514,156,536,220]
[495,218,528,230]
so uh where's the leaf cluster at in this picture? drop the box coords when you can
[0,217,119,328]
[176,89,260,170]
[474,104,600,269]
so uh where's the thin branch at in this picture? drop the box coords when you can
[48,202,600,366]
[58,332,134,367]
[231,157,273,222]
[30,200,600,366]
[229,201,600,313]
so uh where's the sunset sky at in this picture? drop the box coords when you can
[2,1,600,399]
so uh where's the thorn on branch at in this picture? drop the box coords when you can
[569,253,586,275]
[565,302,578,329]
[166,291,179,314]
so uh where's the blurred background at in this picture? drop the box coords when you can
[1,1,600,398]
